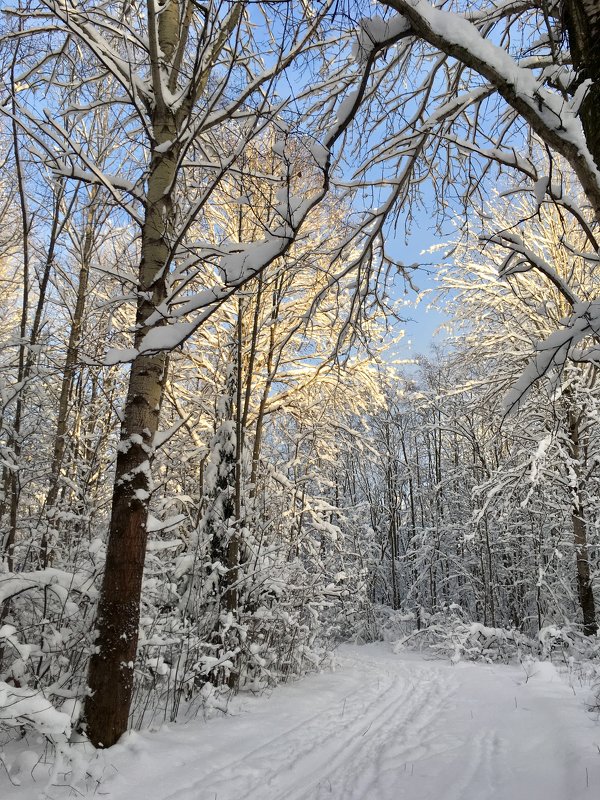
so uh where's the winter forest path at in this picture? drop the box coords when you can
[5,643,600,799]
[101,643,600,800]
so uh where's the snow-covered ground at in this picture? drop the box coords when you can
[2,643,600,799]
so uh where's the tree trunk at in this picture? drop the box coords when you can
[4,48,31,572]
[563,0,600,173]
[84,0,246,742]
[572,507,597,635]
[84,111,177,747]
[42,198,97,566]
[567,410,597,636]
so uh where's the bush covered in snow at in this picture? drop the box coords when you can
[391,606,600,666]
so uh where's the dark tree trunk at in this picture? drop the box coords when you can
[42,198,97,567]
[563,0,600,172]
[572,508,598,636]
[84,119,176,747]
[83,0,243,745]
[567,410,597,636]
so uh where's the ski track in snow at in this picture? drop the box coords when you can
[3,643,600,800]
[196,654,453,800]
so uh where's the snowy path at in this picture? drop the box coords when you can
[4,643,600,799]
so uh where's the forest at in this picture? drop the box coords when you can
[0,0,599,795]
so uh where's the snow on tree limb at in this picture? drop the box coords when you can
[380,0,600,217]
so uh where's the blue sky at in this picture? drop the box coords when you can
[388,219,452,359]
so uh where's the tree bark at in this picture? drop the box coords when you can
[563,0,600,173]
[572,506,597,636]
[4,45,31,572]
[84,0,245,745]
[42,197,97,567]
[381,0,600,218]
[567,410,597,636]
[84,111,177,747]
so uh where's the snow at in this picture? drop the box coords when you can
[352,14,412,63]
[533,175,548,205]
[308,139,329,168]
[2,643,599,799]
[423,85,492,129]
[104,347,138,366]
[146,513,186,534]
[153,418,187,449]
[390,0,600,192]
[221,238,288,285]
[0,625,32,662]
[0,568,97,609]
[336,90,360,125]
[0,684,71,740]
[138,321,196,354]
[504,300,600,411]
